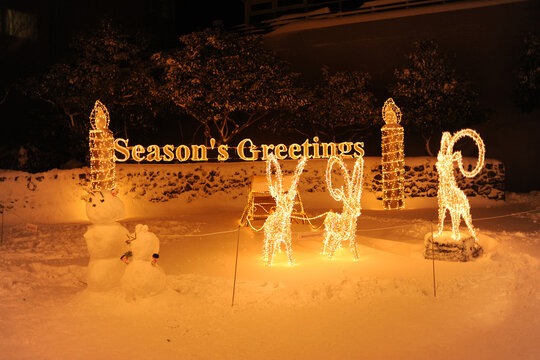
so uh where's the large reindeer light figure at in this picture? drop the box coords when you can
[323,156,365,260]
[263,154,307,265]
[435,129,485,242]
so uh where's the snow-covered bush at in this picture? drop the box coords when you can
[153,27,305,144]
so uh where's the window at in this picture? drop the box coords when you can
[4,9,38,40]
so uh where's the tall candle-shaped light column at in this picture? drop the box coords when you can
[89,100,116,192]
[381,98,405,210]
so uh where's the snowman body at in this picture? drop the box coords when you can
[121,224,166,298]
[83,191,129,291]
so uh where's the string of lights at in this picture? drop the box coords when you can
[106,208,540,239]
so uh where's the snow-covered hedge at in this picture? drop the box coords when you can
[109,157,504,202]
[0,157,504,224]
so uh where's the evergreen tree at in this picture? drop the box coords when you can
[516,33,540,112]
[299,67,377,142]
[391,40,482,156]
[26,20,158,159]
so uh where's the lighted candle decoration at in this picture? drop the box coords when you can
[435,129,485,242]
[89,100,116,192]
[263,154,307,265]
[381,98,405,210]
[323,156,364,260]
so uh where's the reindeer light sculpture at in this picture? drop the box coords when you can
[435,129,485,242]
[323,156,365,260]
[263,154,307,265]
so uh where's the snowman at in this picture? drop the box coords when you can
[121,224,166,299]
[83,190,129,291]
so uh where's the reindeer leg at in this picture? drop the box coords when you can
[269,239,278,265]
[351,236,359,261]
[437,204,446,236]
[263,237,269,263]
[264,240,273,265]
[322,231,330,256]
[285,240,294,265]
[322,214,334,257]
[451,210,461,241]
[281,225,291,264]
[463,210,477,243]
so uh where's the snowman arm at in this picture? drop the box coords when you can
[126,232,136,245]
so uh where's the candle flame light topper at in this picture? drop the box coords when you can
[89,100,116,192]
[263,154,307,265]
[323,156,365,260]
[435,129,485,242]
[381,98,405,210]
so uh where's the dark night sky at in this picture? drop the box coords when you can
[0,0,246,82]
[175,1,245,34]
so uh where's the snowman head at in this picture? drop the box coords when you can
[131,224,160,261]
[85,190,126,224]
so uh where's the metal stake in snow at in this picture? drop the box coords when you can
[431,222,437,298]
[231,226,241,307]
[0,204,4,245]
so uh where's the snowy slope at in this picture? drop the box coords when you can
[0,168,538,359]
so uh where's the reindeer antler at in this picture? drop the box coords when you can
[351,157,365,206]
[286,156,307,204]
[447,129,485,178]
[326,156,350,202]
[266,154,307,209]
[266,153,284,199]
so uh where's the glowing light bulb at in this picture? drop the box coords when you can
[323,156,365,260]
[435,129,485,242]
[89,100,116,192]
[262,154,307,265]
[381,98,405,210]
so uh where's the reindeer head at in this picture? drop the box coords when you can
[438,129,485,178]
[438,132,452,161]
[326,156,364,214]
[266,153,307,215]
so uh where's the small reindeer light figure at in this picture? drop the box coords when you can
[436,129,485,242]
[263,154,307,265]
[323,156,365,260]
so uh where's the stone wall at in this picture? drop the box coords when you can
[0,157,505,217]
[366,157,505,201]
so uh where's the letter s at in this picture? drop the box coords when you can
[114,138,130,162]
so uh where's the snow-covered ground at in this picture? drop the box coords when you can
[0,177,539,359]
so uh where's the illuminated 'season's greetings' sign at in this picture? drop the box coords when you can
[114,137,365,162]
